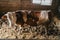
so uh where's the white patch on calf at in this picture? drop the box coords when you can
[37,10,50,24]
[7,12,16,27]
[40,11,48,20]
[5,12,12,27]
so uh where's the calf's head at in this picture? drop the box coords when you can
[30,10,50,25]
[1,12,16,27]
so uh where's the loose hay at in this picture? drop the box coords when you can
[0,18,60,39]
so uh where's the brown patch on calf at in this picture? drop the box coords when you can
[22,11,28,23]
[26,18,37,26]
[2,15,7,20]
[15,10,27,26]
[1,15,7,22]
[25,11,38,26]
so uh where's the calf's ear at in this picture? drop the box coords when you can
[1,15,7,20]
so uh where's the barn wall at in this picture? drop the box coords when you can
[0,0,21,12]
[0,0,58,12]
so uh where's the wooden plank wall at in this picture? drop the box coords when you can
[0,0,21,12]
[0,0,58,12]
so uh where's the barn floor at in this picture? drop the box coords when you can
[0,17,60,39]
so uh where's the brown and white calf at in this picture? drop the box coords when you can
[1,10,53,27]
[29,10,51,25]
[1,10,28,27]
